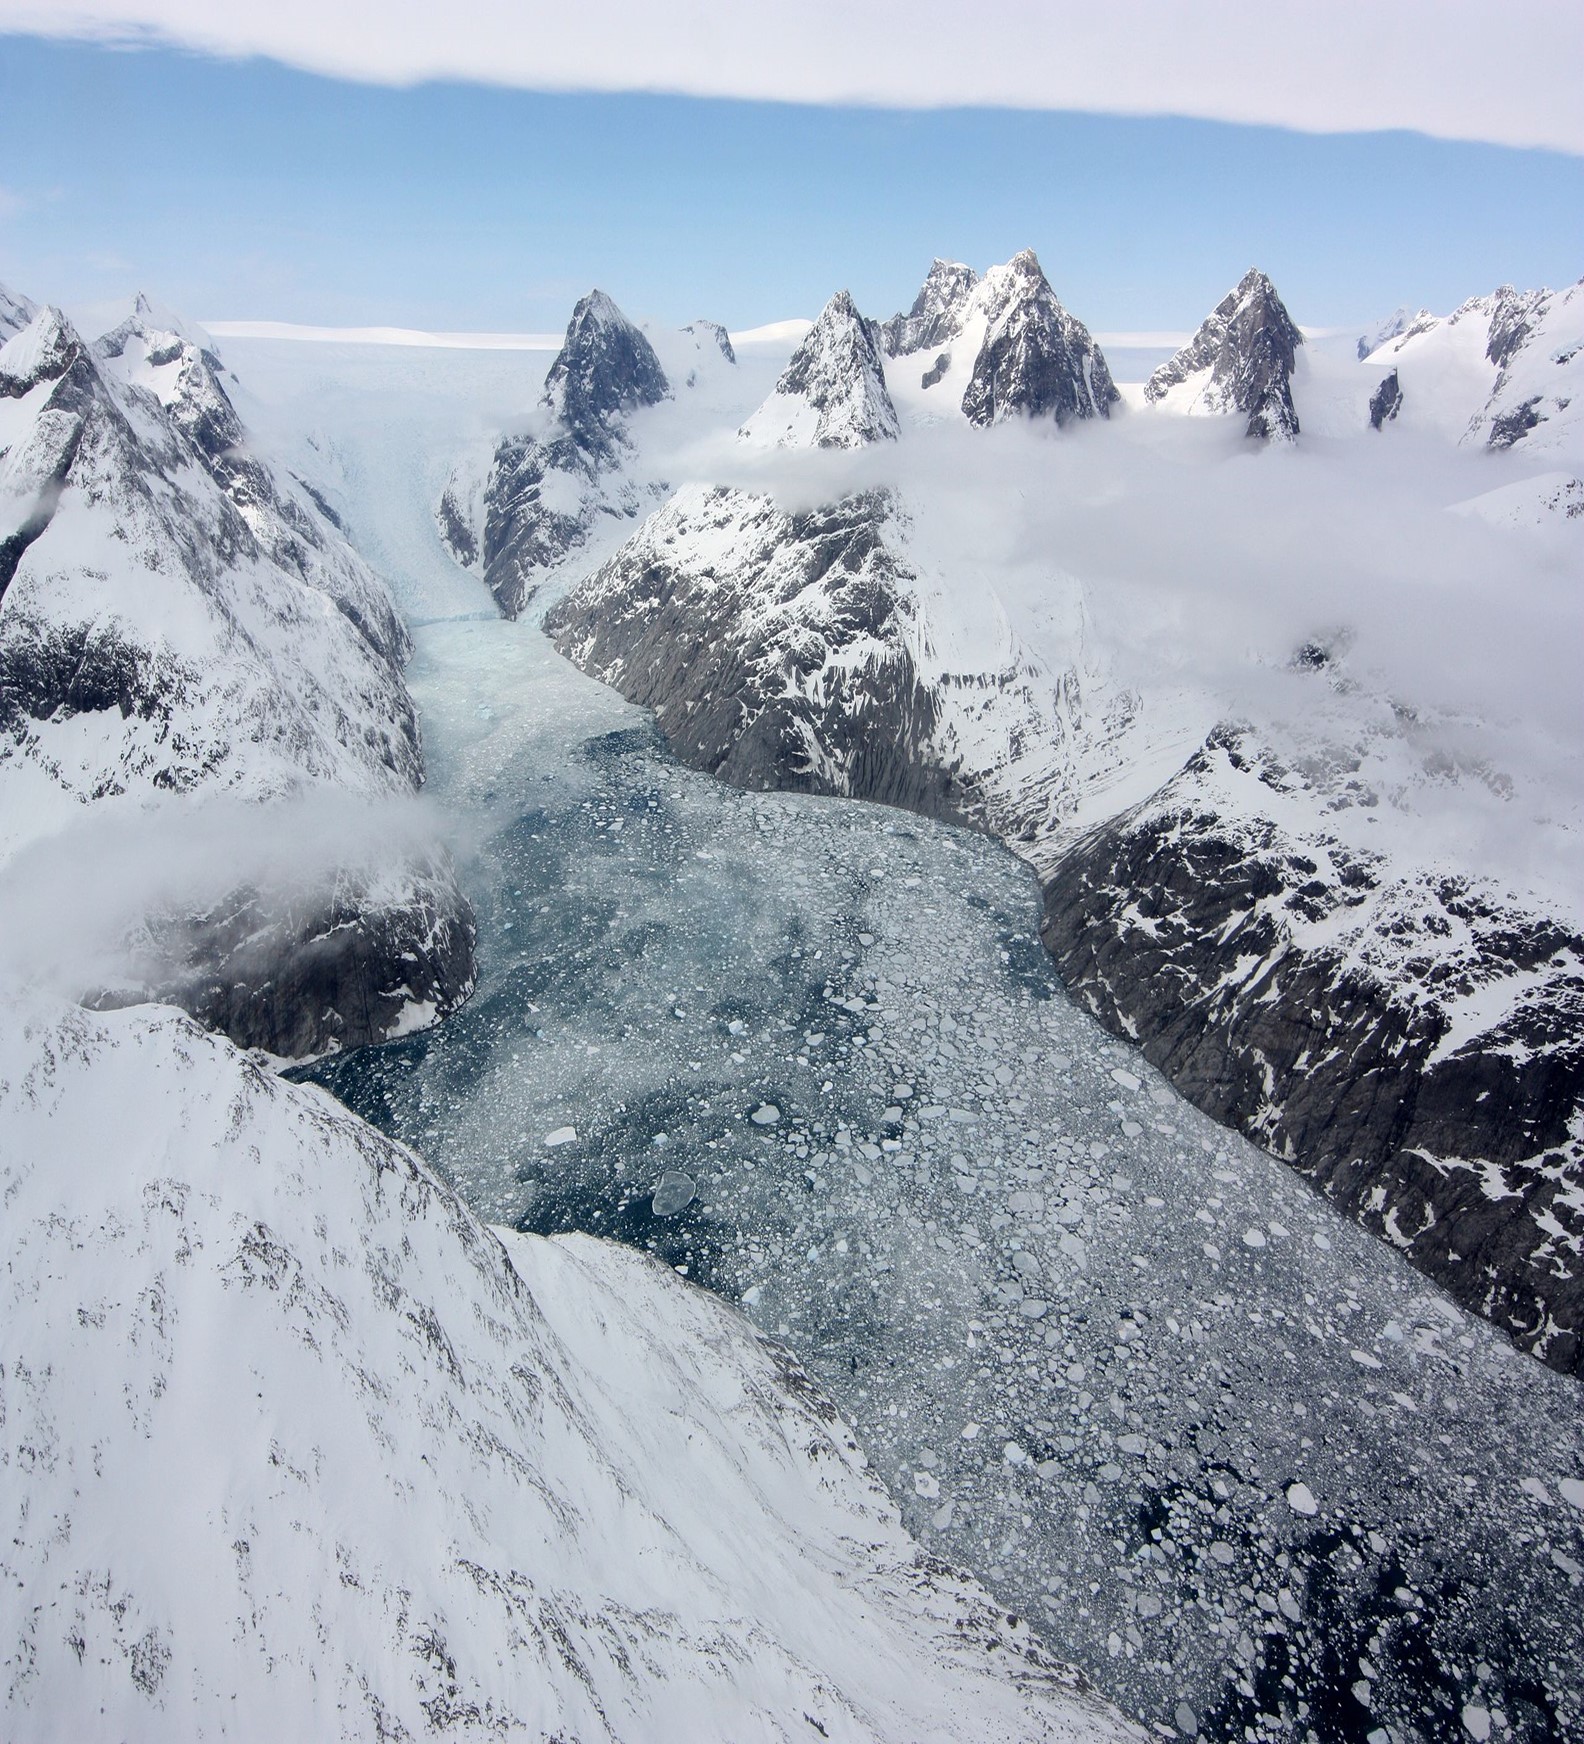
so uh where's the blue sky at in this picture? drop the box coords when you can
[0,33,1579,336]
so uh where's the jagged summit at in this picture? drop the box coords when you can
[437,289,672,618]
[740,288,900,450]
[960,249,1118,429]
[1146,267,1303,442]
[538,287,670,447]
[881,258,980,358]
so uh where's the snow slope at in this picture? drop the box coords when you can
[1358,278,1584,461]
[0,996,1135,1744]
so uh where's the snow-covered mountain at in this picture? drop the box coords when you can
[1358,277,1584,459]
[1144,268,1303,441]
[0,283,474,1055]
[740,289,899,448]
[436,288,681,617]
[545,259,1584,1375]
[882,250,1118,428]
[0,995,1136,1744]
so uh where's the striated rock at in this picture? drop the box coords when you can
[546,486,966,817]
[881,258,981,358]
[960,250,1118,429]
[437,288,669,618]
[1146,268,1303,442]
[740,289,899,450]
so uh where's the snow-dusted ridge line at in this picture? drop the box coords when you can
[0,996,1137,1744]
[0,278,476,1055]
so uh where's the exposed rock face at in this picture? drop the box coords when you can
[94,851,478,1060]
[436,289,670,617]
[740,289,900,449]
[880,258,980,358]
[0,997,1136,1743]
[539,287,670,452]
[1039,725,1584,1375]
[547,486,966,816]
[0,286,475,1055]
[1369,368,1404,429]
[960,250,1119,429]
[1146,268,1303,442]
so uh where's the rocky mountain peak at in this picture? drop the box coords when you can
[538,287,670,448]
[1480,283,1551,372]
[1356,305,1429,361]
[1145,267,1303,442]
[960,250,1118,429]
[880,258,980,358]
[739,288,900,450]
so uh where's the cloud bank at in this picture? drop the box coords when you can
[4,0,1581,154]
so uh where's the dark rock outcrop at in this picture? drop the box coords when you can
[1369,369,1403,429]
[960,251,1118,429]
[96,858,477,1059]
[1146,268,1303,442]
[1039,728,1584,1375]
[1488,396,1545,449]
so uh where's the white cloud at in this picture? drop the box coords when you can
[3,0,1581,154]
